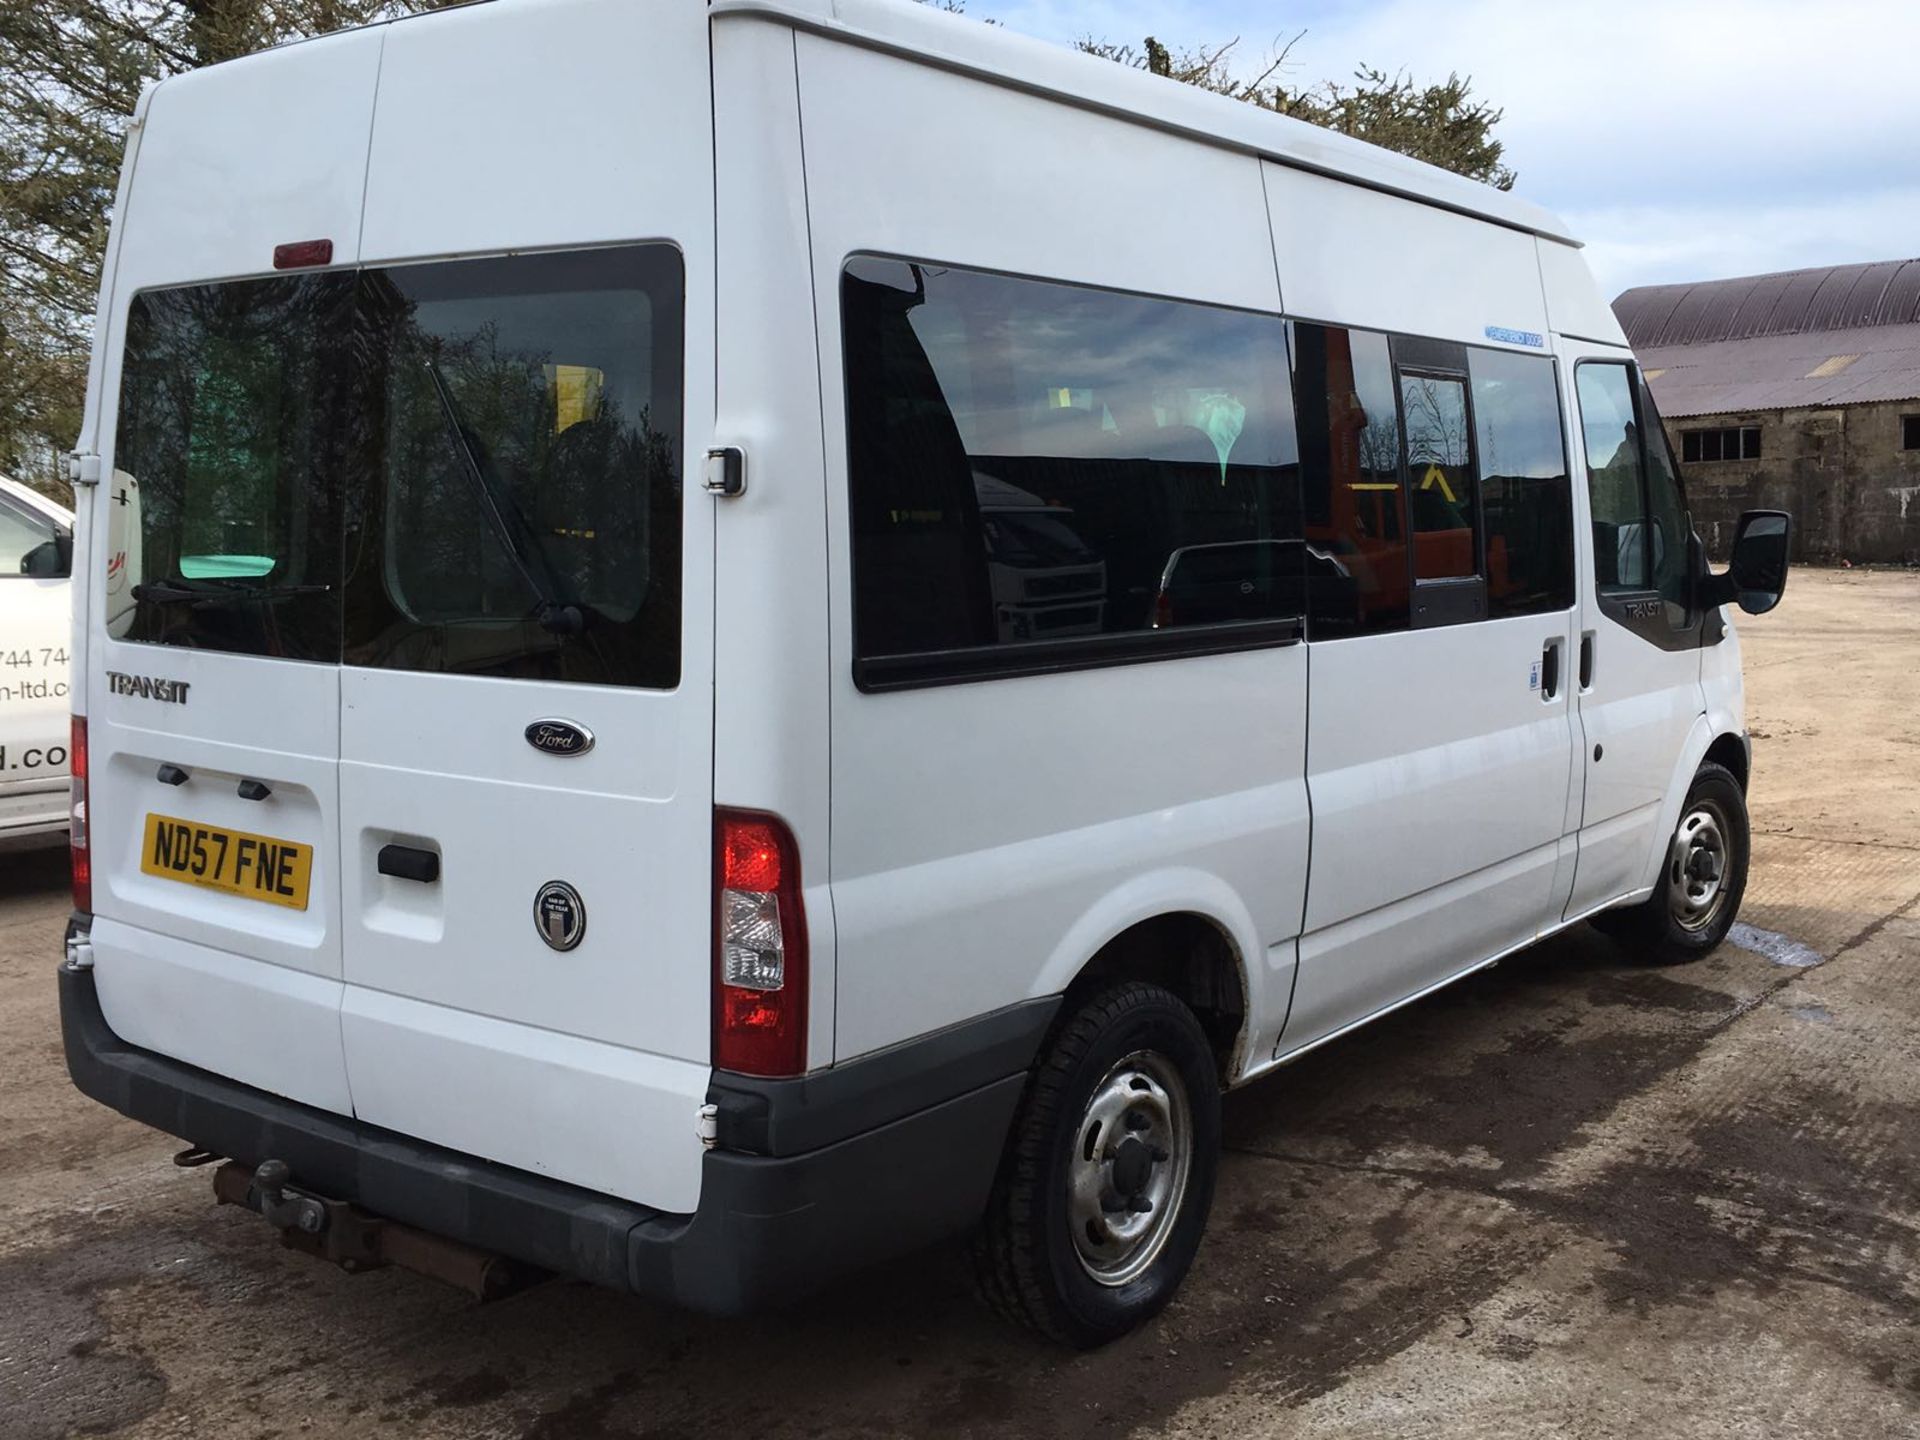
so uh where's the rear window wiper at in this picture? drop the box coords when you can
[134,579,332,608]
[419,358,592,637]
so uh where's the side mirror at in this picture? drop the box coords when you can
[1701,509,1790,616]
[20,534,72,579]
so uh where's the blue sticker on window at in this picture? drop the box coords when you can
[1485,325,1546,349]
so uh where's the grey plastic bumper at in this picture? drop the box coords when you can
[59,960,1051,1314]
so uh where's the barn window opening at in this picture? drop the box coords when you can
[1681,425,1761,463]
[1902,415,1920,452]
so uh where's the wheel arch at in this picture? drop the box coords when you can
[1032,873,1268,1085]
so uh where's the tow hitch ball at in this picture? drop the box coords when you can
[249,1159,328,1236]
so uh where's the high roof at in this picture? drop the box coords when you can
[1616,260,1920,418]
[711,0,1579,245]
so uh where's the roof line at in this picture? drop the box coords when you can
[710,0,1578,245]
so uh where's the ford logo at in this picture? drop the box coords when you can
[524,719,594,757]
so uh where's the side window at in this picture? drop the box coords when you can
[1471,349,1573,616]
[1638,378,1692,625]
[1575,362,1694,628]
[1290,323,1407,638]
[842,257,1301,683]
[0,496,58,577]
[1574,363,1649,593]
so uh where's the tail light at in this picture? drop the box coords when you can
[70,714,90,913]
[713,808,808,1077]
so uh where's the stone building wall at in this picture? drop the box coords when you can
[1662,401,1920,564]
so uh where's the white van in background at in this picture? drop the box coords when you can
[0,475,75,843]
[60,0,1791,1346]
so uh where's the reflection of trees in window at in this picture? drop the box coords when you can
[1401,375,1469,468]
[381,317,667,627]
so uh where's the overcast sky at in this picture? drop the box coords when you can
[962,0,1920,301]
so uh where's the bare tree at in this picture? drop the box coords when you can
[0,1,450,494]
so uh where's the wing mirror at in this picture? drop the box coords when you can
[20,533,73,579]
[1700,509,1790,616]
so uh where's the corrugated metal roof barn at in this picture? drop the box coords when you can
[1612,259,1920,565]
[1616,259,1920,418]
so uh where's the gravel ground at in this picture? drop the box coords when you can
[2,567,1916,1440]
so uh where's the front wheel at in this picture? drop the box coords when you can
[1593,760,1749,963]
[970,981,1220,1347]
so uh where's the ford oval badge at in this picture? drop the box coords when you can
[525,719,594,757]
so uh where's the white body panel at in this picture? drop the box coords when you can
[70,0,1748,1233]
[1265,165,1551,346]
[796,34,1309,1063]
[0,479,74,838]
[1286,616,1576,1052]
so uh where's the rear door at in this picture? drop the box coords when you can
[84,29,383,1114]
[333,0,717,1213]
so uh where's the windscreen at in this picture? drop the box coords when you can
[108,244,685,687]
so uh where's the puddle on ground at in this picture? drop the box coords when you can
[1727,922,1825,969]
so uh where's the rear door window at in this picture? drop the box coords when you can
[347,247,685,687]
[110,273,353,659]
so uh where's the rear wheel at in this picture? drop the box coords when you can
[1592,760,1749,963]
[970,981,1220,1347]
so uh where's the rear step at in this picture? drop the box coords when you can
[203,1154,545,1302]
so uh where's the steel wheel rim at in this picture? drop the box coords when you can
[1668,801,1731,932]
[1066,1050,1193,1288]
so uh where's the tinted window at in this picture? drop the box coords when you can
[1472,349,1573,616]
[347,247,685,687]
[108,246,685,686]
[842,257,1300,675]
[1575,363,1649,593]
[111,273,353,659]
[1291,324,1407,637]
[1638,377,1691,625]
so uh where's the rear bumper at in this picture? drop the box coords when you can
[60,960,1052,1314]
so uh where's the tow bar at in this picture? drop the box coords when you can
[207,1157,542,1302]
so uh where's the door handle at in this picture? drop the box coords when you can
[1579,630,1596,690]
[377,844,440,884]
[1540,638,1562,701]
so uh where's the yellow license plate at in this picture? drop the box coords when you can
[140,812,313,910]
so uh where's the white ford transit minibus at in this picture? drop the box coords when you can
[1,475,75,842]
[60,0,1791,1345]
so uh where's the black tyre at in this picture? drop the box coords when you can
[970,981,1220,1347]
[1591,760,1749,963]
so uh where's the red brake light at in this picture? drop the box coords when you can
[272,238,333,270]
[713,808,808,1077]
[70,714,90,913]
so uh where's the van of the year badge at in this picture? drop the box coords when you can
[534,880,587,952]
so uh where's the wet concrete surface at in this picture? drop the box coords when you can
[2,568,1916,1439]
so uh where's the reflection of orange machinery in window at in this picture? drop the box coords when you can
[1307,326,1408,623]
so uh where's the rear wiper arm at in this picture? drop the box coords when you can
[419,358,588,636]
[134,580,332,608]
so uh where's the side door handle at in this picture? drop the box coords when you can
[377,844,440,884]
[1540,638,1562,701]
[1579,630,1596,690]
